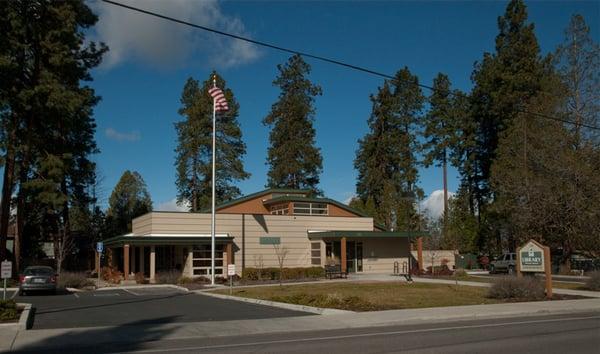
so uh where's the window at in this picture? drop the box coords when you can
[311,242,321,265]
[293,202,328,215]
[270,203,289,215]
[192,244,224,276]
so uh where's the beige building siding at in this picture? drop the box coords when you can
[363,238,411,273]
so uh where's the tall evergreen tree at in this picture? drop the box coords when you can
[174,73,249,211]
[0,1,106,270]
[355,67,424,230]
[422,73,463,231]
[107,171,152,236]
[264,54,323,192]
[470,0,551,207]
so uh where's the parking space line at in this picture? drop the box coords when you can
[73,292,79,298]
[10,290,18,300]
[122,288,140,296]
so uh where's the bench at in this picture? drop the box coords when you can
[325,264,347,279]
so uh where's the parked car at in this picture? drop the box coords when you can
[490,253,516,274]
[19,266,57,295]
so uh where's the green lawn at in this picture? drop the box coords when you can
[215,282,503,311]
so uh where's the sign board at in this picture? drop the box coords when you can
[96,242,104,253]
[227,264,236,276]
[259,236,281,245]
[518,240,544,273]
[1,261,12,279]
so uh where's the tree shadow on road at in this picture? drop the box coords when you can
[11,316,181,354]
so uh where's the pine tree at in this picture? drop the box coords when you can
[264,54,323,192]
[107,171,153,235]
[422,73,462,231]
[355,67,424,230]
[174,73,249,211]
[0,1,106,269]
[470,0,551,207]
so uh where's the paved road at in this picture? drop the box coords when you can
[9,312,600,353]
[15,287,310,329]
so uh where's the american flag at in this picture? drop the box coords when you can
[208,86,229,112]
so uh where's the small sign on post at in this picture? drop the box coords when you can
[517,239,552,299]
[1,260,12,300]
[96,242,104,289]
[227,264,235,295]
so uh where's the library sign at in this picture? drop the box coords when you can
[519,241,545,273]
[516,239,552,299]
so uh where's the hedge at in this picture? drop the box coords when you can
[242,267,325,281]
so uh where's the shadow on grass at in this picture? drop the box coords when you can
[11,316,180,354]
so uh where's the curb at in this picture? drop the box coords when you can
[96,284,190,292]
[17,303,33,330]
[197,291,354,315]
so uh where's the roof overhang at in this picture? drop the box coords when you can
[103,233,233,247]
[308,230,429,240]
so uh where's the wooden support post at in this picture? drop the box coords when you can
[139,246,145,277]
[131,246,136,274]
[544,246,552,299]
[150,245,156,283]
[95,251,100,274]
[341,237,347,274]
[417,237,424,273]
[123,244,130,280]
[516,246,523,278]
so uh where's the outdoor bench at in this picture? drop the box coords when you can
[325,264,347,279]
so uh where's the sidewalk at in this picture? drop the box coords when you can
[4,297,600,352]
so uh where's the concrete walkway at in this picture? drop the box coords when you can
[3,296,599,352]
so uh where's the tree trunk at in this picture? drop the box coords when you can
[0,127,17,263]
[442,150,449,241]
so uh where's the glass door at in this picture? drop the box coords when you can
[347,241,356,273]
[356,242,363,272]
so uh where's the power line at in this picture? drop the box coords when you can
[101,0,600,131]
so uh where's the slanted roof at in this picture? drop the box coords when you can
[308,230,429,239]
[213,188,313,211]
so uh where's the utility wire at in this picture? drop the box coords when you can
[101,0,600,131]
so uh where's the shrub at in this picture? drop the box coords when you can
[0,300,18,321]
[488,276,545,300]
[101,266,123,284]
[134,272,148,284]
[585,271,600,291]
[155,270,182,284]
[58,272,95,289]
[242,267,326,281]
[454,268,468,278]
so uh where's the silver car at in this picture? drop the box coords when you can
[19,266,57,295]
[490,253,517,274]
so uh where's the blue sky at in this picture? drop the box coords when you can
[87,0,599,214]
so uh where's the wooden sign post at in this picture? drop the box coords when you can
[517,239,552,299]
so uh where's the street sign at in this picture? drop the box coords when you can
[96,242,104,253]
[227,264,236,276]
[1,261,11,279]
[518,240,545,273]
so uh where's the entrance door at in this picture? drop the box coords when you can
[347,241,356,273]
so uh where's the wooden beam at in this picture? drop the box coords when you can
[341,237,347,273]
[123,244,130,280]
[417,237,424,273]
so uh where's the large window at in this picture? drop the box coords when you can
[293,202,328,215]
[192,244,224,276]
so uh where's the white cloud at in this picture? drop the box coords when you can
[156,198,189,212]
[105,127,141,142]
[91,0,260,69]
[420,190,455,220]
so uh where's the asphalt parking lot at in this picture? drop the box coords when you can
[14,287,311,329]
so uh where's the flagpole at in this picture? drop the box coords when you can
[211,75,216,286]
